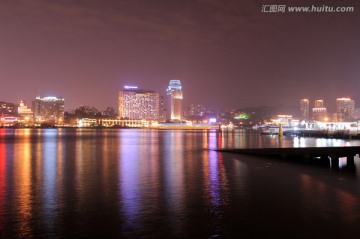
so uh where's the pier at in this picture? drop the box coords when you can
[215,146,360,167]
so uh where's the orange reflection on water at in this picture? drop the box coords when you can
[13,131,32,237]
[75,129,85,212]
[164,131,184,212]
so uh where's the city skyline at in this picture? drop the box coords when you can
[1,0,359,111]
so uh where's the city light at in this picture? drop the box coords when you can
[124,85,138,89]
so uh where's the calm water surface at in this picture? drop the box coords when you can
[1,128,360,238]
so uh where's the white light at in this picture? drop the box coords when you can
[124,85,138,89]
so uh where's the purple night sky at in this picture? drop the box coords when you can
[1,0,359,112]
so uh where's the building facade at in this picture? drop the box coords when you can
[159,95,167,121]
[32,96,65,124]
[312,99,327,121]
[0,102,17,116]
[18,100,33,122]
[118,86,160,120]
[314,99,324,108]
[336,98,355,122]
[299,99,309,120]
[312,107,327,121]
[166,80,183,121]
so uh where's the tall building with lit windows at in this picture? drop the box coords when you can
[312,108,327,121]
[312,99,327,121]
[118,86,160,120]
[18,100,33,122]
[167,80,183,121]
[314,99,324,108]
[336,98,355,122]
[32,96,65,123]
[300,99,309,120]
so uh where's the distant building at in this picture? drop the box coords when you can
[314,99,324,108]
[270,115,298,126]
[102,106,116,117]
[312,99,327,121]
[118,85,160,120]
[188,104,206,117]
[32,96,65,124]
[18,100,33,122]
[336,98,355,122]
[300,99,309,120]
[75,105,99,117]
[167,80,183,121]
[312,107,327,121]
[0,102,17,116]
[159,95,167,121]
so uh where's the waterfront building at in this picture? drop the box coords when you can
[32,96,65,124]
[270,115,298,126]
[0,102,17,116]
[336,98,355,122]
[300,99,309,120]
[18,100,33,122]
[78,118,150,128]
[312,99,327,121]
[118,85,160,120]
[312,107,327,121]
[166,80,183,121]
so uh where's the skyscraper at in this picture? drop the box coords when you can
[314,99,324,108]
[299,99,309,120]
[336,98,355,122]
[312,108,327,121]
[159,95,167,121]
[167,80,183,121]
[312,99,327,121]
[32,96,65,123]
[18,100,33,122]
[118,85,160,120]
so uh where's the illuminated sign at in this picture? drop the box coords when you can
[209,118,217,123]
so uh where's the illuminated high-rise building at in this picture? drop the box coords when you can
[118,85,160,120]
[336,98,355,122]
[312,99,327,121]
[0,102,17,116]
[312,107,327,121]
[32,96,65,123]
[159,95,167,121]
[299,99,309,120]
[18,100,33,122]
[314,99,324,108]
[167,80,183,121]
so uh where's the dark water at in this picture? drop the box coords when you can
[1,128,360,238]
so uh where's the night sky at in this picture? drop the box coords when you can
[1,0,359,112]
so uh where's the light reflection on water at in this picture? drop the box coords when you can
[0,128,360,238]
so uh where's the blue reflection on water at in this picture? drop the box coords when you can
[119,130,141,234]
[42,129,58,233]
